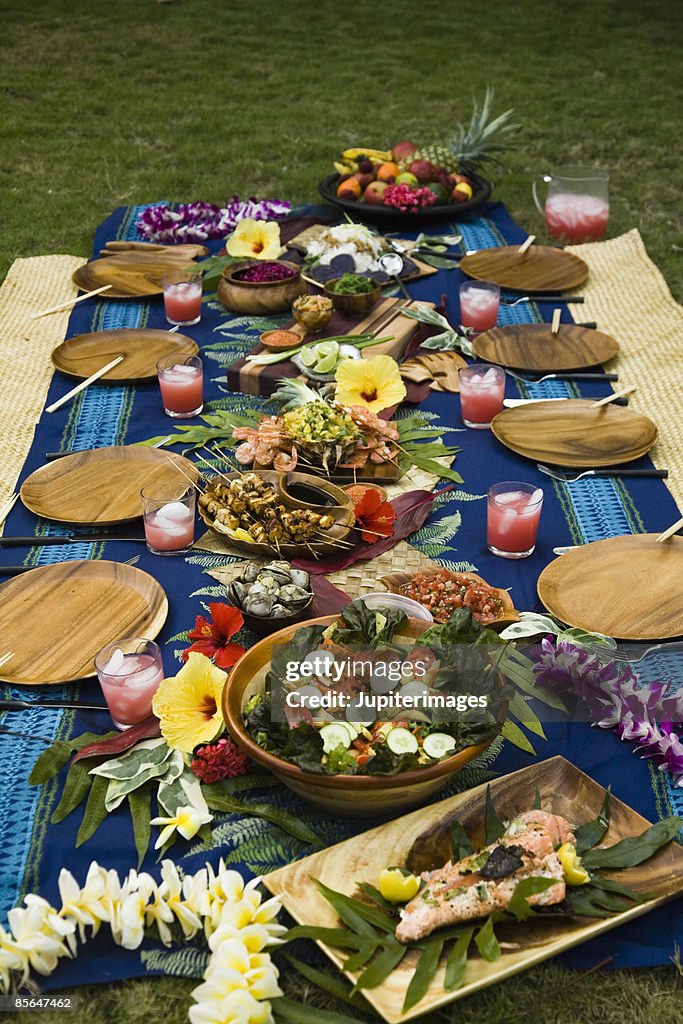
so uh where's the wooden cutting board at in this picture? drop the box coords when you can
[538,534,683,639]
[0,560,168,685]
[52,328,199,382]
[72,244,209,299]
[20,446,199,524]
[473,323,619,371]
[227,298,435,397]
[460,245,588,292]
[286,225,438,282]
[491,399,658,467]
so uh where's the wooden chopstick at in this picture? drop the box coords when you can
[590,386,636,408]
[656,516,683,543]
[30,284,112,320]
[517,235,536,255]
[0,494,18,528]
[551,308,562,335]
[46,355,124,413]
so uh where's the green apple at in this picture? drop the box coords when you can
[395,172,418,186]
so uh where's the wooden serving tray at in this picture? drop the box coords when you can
[72,243,209,299]
[473,323,619,372]
[491,399,658,467]
[538,533,683,640]
[20,446,199,525]
[460,245,588,292]
[52,328,199,382]
[264,755,683,1022]
[0,560,168,685]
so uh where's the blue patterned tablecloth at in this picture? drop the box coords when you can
[1,201,681,989]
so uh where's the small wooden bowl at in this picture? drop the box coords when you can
[380,570,520,631]
[259,328,305,351]
[217,260,306,315]
[223,614,497,817]
[323,277,381,318]
[240,594,315,637]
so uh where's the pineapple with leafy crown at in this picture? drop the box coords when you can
[405,88,521,175]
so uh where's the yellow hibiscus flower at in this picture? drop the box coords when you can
[334,354,406,413]
[152,653,228,753]
[226,219,282,260]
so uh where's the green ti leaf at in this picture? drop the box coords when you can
[280,953,367,1008]
[450,819,473,861]
[485,786,505,843]
[283,925,371,951]
[128,784,152,869]
[403,937,445,1010]
[29,730,116,785]
[474,916,500,961]
[353,941,407,993]
[575,789,611,855]
[581,816,683,870]
[51,761,93,824]
[76,775,110,847]
[506,877,557,921]
[314,880,396,935]
[533,787,542,810]
[444,927,475,991]
[501,719,537,755]
[272,997,367,1024]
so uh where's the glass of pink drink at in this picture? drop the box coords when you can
[157,354,203,418]
[141,486,196,555]
[459,280,500,332]
[458,364,505,429]
[532,167,609,243]
[162,270,203,326]
[95,638,164,730]
[487,482,544,559]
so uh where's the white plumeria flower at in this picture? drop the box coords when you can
[158,860,202,940]
[57,866,109,947]
[6,903,71,977]
[150,806,213,849]
[188,987,273,1024]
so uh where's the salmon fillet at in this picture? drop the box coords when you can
[396,810,574,944]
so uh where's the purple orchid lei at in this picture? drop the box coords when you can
[136,196,291,244]
[532,637,683,786]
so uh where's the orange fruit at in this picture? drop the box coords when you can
[376,162,400,183]
[337,177,362,199]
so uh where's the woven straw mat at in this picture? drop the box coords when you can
[567,229,683,510]
[0,255,86,529]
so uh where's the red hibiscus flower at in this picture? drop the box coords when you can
[183,602,246,669]
[354,488,396,543]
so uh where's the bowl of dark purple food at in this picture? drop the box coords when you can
[217,259,305,314]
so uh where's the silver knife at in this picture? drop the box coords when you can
[553,546,579,555]
[0,535,146,547]
[0,697,109,711]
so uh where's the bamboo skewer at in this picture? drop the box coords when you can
[517,235,536,255]
[30,285,112,319]
[656,517,683,543]
[163,454,205,495]
[590,386,637,408]
[551,308,562,335]
[45,355,125,413]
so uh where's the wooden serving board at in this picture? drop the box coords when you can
[0,560,168,685]
[460,245,588,292]
[20,446,199,525]
[52,328,199,382]
[72,244,209,299]
[491,399,658,467]
[286,225,438,282]
[264,755,683,1023]
[538,534,683,640]
[473,323,619,372]
[227,298,435,397]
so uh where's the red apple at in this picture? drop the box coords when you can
[408,159,436,183]
[448,172,472,188]
[363,181,389,205]
[354,172,375,190]
[392,140,418,161]
[434,167,451,190]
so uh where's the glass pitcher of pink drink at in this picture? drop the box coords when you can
[532,167,609,244]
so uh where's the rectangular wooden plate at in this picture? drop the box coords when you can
[286,226,438,281]
[264,756,683,1023]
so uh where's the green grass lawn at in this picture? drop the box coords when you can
[3,0,683,1019]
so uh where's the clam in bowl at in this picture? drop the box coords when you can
[227,560,314,636]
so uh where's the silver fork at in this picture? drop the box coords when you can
[584,640,683,664]
[0,554,140,577]
[537,464,669,483]
[505,368,618,384]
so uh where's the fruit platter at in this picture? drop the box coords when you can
[318,91,519,223]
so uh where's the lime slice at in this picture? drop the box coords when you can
[299,345,318,368]
[314,352,339,374]
[315,340,340,360]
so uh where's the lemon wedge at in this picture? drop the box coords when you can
[378,867,420,903]
[558,842,590,886]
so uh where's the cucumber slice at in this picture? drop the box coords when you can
[345,699,375,726]
[319,723,352,753]
[422,732,457,759]
[341,721,360,738]
[386,727,419,756]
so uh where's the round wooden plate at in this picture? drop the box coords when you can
[491,399,658,467]
[0,560,168,685]
[473,323,619,372]
[460,245,588,292]
[72,249,206,299]
[538,534,683,640]
[52,329,199,382]
[20,446,199,525]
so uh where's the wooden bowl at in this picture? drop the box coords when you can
[198,469,355,559]
[323,277,381,318]
[217,260,306,314]
[380,570,520,630]
[259,327,305,351]
[223,615,497,817]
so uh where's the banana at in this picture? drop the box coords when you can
[334,159,358,175]
[340,147,392,163]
